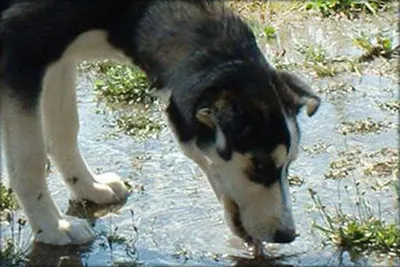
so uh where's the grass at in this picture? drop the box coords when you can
[363,148,398,177]
[304,0,392,18]
[93,61,154,106]
[339,117,393,135]
[105,226,128,249]
[172,245,191,263]
[316,82,356,97]
[325,149,361,179]
[0,182,18,220]
[111,111,163,139]
[261,25,277,40]
[0,239,27,267]
[297,44,328,63]
[81,61,163,139]
[378,100,400,113]
[302,140,329,155]
[288,175,305,186]
[99,210,140,266]
[296,44,338,77]
[246,21,274,40]
[0,216,29,267]
[227,1,303,21]
[395,175,400,221]
[270,50,299,71]
[309,181,400,257]
[325,147,398,180]
[0,184,25,267]
[353,32,399,62]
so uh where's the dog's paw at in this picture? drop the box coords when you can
[35,215,95,245]
[84,172,129,204]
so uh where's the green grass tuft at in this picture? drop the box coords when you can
[0,239,27,267]
[93,62,154,105]
[0,182,19,216]
[84,61,163,139]
[112,111,163,139]
[296,44,338,77]
[0,217,28,267]
[304,0,392,18]
[263,25,277,40]
[309,182,400,257]
[353,32,399,62]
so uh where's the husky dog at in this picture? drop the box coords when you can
[0,0,320,246]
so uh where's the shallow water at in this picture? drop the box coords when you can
[1,4,399,267]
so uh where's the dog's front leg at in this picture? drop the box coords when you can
[42,60,129,205]
[0,91,94,245]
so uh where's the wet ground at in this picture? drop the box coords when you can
[1,2,399,267]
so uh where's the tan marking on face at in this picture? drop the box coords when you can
[191,143,295,242]
[305,97,320,117]
[196,108,214,128]
[222,195,248,239]
[214,91,233,111]
[271,144,287,168]
[242,154,254,170]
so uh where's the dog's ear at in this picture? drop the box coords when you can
[196,108,215,128]
[276,70,320,117]
[196,106,233,161]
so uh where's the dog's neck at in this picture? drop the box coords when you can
[109,1,259,88]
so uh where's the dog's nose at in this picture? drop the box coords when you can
[273,229,296,243]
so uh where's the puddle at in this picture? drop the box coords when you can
[1,3,399,267]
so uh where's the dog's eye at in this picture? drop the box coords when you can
[251,158,263,169]
[248,157,281,186]
[254,162,264,169]
[252,158,273,171]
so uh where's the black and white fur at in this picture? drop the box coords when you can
[0,0,320,247]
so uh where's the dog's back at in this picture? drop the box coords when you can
[0,0,13,13]
[0,0,13,53]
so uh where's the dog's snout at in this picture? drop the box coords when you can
[273,229,296,243]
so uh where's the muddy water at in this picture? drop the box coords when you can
[1,5,399,267]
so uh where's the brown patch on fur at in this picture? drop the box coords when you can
[214,91,234,111]
[271,144,288,167]
[196,108,215,128]
[244,158,258,181]
[223,196,248,239]
[243,154,255,171]
[214,90,274,117]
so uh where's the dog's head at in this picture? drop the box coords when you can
[180,67,320,244]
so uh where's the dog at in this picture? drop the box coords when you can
[0,0,320,247]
